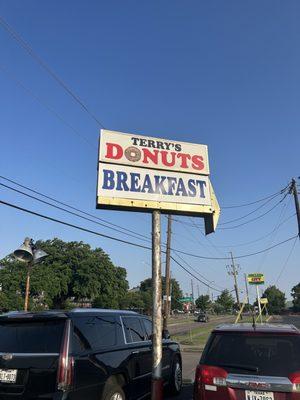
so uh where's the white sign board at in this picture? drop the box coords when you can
[99,130,210,175]
[97,129,220,233]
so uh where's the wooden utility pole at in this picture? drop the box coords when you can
[151,210,163,400]
[227,252,241,308]
[163,215,172,331]
[291,178,300,238]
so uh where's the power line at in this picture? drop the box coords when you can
[219,195,288,230]
[0,63,94,148]
[219,190,286,225]
[170,256,224,293]
[222,185,289,209]
[1,198,297,261]
[0,175,150,241]
[275,238,298,284]
[0,199,151,251]
[0,15,106,128]
[0,182,150,244]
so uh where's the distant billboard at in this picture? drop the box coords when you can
[247,273,265,285]
[97,130,220,233]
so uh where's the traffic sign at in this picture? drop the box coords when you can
[260,298,268,305]
[178,297,193,303]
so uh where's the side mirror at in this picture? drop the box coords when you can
[162,329,171,340]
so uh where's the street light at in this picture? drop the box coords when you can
[13,238,48,311]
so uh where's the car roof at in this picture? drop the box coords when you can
[213,323,300,334]
[0,308,139,320]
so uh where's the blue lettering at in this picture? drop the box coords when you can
[154,176,167,195]
[116,171,129,191]
[188,180,197,197]
[175,178,188,197]
[195,180,207,198]
[142,174,154,193]
[102,169,115,190]
[130,173,141,192]
[167,177,177,195]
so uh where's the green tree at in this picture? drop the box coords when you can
[195,294,211,311]
[262,285,286,314]
[139,276,183,311]
[0,238,128,311]
[216,290,234,313]
[291,283,300,312]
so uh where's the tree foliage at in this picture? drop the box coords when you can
[215,290,235,313]
[195,294,211,311]
[291,283,300,312]
[261,285,286,314]
[0,238,128,311]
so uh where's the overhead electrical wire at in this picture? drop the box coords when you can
[0,175,150,241]
[0,63,94,148]
[219,189,288,226]
[0,182,150,244]
[221,185,290,209]
[0,15,106,129]
[0,199,297,261]
[275,238,298,284]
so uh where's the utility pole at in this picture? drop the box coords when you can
[291,178,300,238]
[197,284,200,298]
[151,210,163,400]
[163,215,172,331]
[244,273,250,307]
[191,279,194,304]
[227,252,241,308]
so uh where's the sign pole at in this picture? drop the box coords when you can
[151,210,163,400]
[256,285,262,324]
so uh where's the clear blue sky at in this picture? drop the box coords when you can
[1,1,299,301]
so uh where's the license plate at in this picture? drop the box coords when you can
[245,391,274,400]
[0,369,17,383]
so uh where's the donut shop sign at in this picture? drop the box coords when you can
[97,130,220,233]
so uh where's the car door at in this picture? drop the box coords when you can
[122,316,152,398]
[141,318,172,383]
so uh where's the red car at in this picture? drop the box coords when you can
[194,323,300,400]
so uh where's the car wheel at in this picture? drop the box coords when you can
[102,382,125,400]
[167,357,182,396]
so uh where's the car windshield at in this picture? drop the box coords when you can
[0,320,65,353]
[204,332,300,376]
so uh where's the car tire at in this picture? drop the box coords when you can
[102,381,126,400]
[167,356,182,396]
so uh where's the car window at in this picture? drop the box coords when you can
[203,333,300,376]
[73,316,117,350]
[142,318,152,340]
[0,320,65,353]
[122,317,146,343]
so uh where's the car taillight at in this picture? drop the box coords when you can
[289,372,300,392]
[57,320,74,391]
[195,364,228,387]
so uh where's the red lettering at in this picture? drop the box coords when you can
[160,151,176,167]
[142,148,159,164]
[105,142,123,160]
[192,155,205,171]
[176,153,191,168]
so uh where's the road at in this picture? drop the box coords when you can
[167,314,300,400]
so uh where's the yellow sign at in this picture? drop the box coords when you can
[247,273,265,285]
[260,298,268,305]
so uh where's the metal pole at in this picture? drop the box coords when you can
[163,215,172,331]
[256,285,262,324]
[291,178,300,238]
[151,210,163,400]
[24,262,32,311]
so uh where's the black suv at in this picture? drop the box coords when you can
[0,309,182,400]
